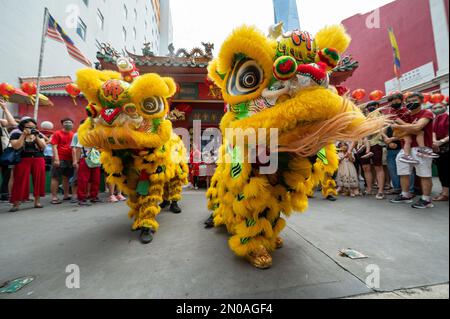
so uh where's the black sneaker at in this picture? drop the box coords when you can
[204,214,214,229]
[90,198,103,203]
[390,194,414,204]
[326,195,337,202]
[170,202,182,214]
[160,200,170,209]
[412,198,434,209]
[139,228,154,244]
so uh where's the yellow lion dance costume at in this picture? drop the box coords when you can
[76,69,188,244]
[205,24,384,268]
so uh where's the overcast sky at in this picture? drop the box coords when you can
[170,0,395,51]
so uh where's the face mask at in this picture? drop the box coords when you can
[406,102,421,111]
[433,107,446,115]
[391,103,402,109]
[63,123,74,131]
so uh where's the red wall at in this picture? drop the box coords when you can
[19,96,88,131]
[341,0,439,101]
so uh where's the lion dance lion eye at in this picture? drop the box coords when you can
[227,58,263,96]
[141,97,164,115]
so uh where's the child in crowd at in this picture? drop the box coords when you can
[336,142,361,197]
[107,183,127,203]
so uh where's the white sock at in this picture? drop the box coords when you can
[401,192,410,198]
[422,195,431,202]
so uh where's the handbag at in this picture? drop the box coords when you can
[0,129,22,166]
[83,147,102,168]
[0,146,21,166]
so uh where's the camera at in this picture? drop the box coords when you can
[30,129,39,135]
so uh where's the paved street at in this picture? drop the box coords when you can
[0,185,448,299]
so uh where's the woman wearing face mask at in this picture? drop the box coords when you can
[432,103,449,201]
[9,118,47,212]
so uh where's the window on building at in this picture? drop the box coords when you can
[77,18,87,41]
[124,4,128,19]
[97,9,104,30]
[133,27,137,40]
[134,8,138,21]
[83,0,89,7]
[122,27,127,42]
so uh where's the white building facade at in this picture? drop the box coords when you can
[0,0,172,86]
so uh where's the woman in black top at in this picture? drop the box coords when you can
[9,118,46,212]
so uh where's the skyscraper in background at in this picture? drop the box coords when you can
[273,0,301,31]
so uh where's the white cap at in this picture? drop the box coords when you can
[41,121,54,130]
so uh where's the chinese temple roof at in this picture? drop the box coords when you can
[96,42,214,78]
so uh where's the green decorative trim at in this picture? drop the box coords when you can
[137,180,150,196]
[234,53,247,62]
[237,194,245,201]
[246,219,256,227]
[152,118,162,133]
[216,70,226,80]
[230,146,243,179]
[240,237,250,245]
[232,102,250,120]
[317,148,329,165]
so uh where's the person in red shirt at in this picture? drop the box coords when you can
[50,118,75,204]
[389,92,439,164]
[432,103,449,201]
[390,93,435,209]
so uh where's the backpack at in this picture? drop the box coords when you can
[84,147,102,168]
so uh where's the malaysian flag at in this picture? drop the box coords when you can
[46,14,92,67]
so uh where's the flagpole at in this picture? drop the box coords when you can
[34,7,49,121]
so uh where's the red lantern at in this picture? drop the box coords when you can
[351,89,366,101]
[445,96,449,104]
[65,83,81,105]
[21,82,37,96]
[431,93,445,104]
[422,93,431,103]
[0,82,16,100]
[369,90,384,101]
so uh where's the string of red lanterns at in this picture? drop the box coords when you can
[350,88,448,105]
